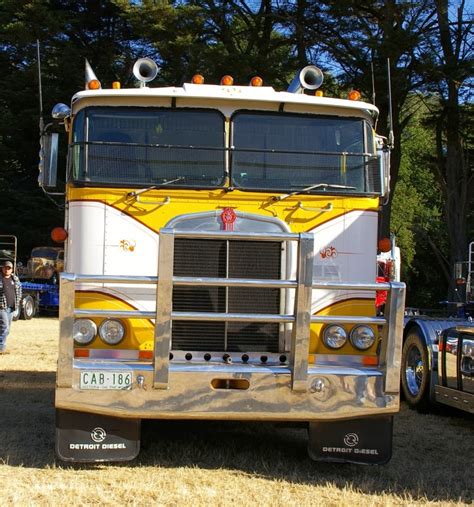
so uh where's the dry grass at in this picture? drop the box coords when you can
[0,318,472,506]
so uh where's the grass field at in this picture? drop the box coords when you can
[0,318,472,505]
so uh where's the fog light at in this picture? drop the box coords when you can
[73,319,97,345]
[99,319,125,345]
[323,325,347,349]
[350,325,376,350]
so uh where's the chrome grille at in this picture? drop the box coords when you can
[172,239,281,352]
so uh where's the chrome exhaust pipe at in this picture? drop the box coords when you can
[133,58,159,87]
[287,65,324,94]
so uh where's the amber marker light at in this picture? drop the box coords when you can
[192,74,205,84]
[74,349,90,358]
[112,81,121,89]
[348,89,361,101]
[315,90,324,97]
[250,76,263,87]
[362,356,378,366]
[51,227,68,243]
[378,237,391,253]
[87,79,101,90]
[220,75,234,86]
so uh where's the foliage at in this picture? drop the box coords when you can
[0,0,471,305]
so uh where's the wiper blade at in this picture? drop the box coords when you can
[127,177,184,198]
[272,183,356,202]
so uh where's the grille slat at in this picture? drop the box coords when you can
[172,238,282,352]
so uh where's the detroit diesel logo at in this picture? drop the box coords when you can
[91,427,107,443]
[344,432,359,447]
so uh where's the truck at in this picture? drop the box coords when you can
[13,245,62,319]
[39,58,406,464]
[400,242,473,412]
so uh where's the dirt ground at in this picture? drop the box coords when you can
[0,318,472,505]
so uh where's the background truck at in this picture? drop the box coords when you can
[0,237,61,320]
[17,246,62,319]
[400,242,473,410]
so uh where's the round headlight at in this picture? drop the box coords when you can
[99,319,125,345]
[350,325,376,350]
[322,325,348,349]
[73,319,97,345]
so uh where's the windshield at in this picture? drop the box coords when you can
[231,112,378,194]
[31,248,61,259]
[72,107,226,187]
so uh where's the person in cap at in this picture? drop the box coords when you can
[0,260,22,353]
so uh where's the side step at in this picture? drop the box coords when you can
[56,409,141,462]
[308,416,393,465]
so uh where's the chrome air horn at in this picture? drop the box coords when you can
[133,58,159,87]
[287,65,324,94]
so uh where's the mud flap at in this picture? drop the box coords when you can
[308,416,393,465]
[56,409,141,463]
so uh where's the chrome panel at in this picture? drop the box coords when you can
[291,233,313,391]
[173,276,297,288]
[74,274,158,284]
[444,331,459,390]
[171,311,294,323]
[57,275,75,387]
[379,282,405,393]
[56,361,399,420]
[461,334,474,394]
[154,229,174,389]
[435,385,474,414]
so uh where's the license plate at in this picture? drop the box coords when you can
[80,371,133,390]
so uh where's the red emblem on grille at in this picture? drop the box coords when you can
[220,207,237,231]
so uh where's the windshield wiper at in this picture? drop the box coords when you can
[127,177,184,199]
[271,183,357,202]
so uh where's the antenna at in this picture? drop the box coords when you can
[387,58,394,149]
[37,40,44,134]
[370,60,376,105]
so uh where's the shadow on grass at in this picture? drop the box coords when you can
[0,369,472,503]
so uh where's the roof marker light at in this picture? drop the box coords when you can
[220,75,234,86]
[315,90,324,97]
[87,79,101,90]
[112,81,121,89]
[250,76,263,87]
[192,74,205,84]
[348,90,361,101]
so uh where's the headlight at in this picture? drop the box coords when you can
[350,325,376,350]
[73,319,97,345]
[99,319,125,345]
[322,325,348,349]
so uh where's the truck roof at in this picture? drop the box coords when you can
[71,84,379,119]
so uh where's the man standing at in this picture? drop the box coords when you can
[0,260,22,354]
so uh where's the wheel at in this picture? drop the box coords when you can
[401,330,431,411]
[20,295,36,320]
[11,307,20,321]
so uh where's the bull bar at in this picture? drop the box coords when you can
[56,228,406,420]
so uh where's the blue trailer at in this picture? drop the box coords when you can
[18,281,59,319]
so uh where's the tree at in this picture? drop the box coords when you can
[418,0,473,297]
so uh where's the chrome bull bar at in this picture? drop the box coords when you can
[58,228,405,395]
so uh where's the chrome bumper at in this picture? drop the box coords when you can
[56,360,399,420]
[57,228,405,421]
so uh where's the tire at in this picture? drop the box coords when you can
[401,330,431,411]
[20,295,36,320]
[12,307,20,321]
